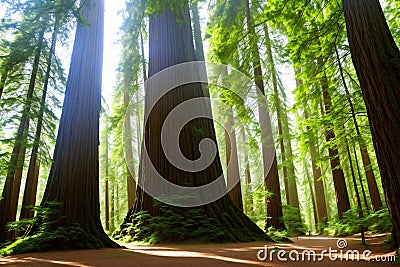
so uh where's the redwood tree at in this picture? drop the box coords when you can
[118,1,270,242]
[342,0,400,245]
[38,0,117,248]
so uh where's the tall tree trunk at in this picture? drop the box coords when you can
[296,71,328,230]
[20,21,59,221]
[240,125,252,214]
[335,44,382,212]
[245,0,285,230]
[124,92,136,210]
[224,106,243,210]
[0,27,45,242]
[320,70,351,219]
[265,24,300,211]
[304,159,318,231]
[190,0,205,61]
[342,0,400,243]
[346,141,366,245]
[118,1,270,242]
[38,0,118,248]
[105,124,110,231]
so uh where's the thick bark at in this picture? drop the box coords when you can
[20,21,59,221]
[119,1,269,242]
[245,0,285,230]
[0,28,45,242]
[39,0,118,248]
[342,0,400,244]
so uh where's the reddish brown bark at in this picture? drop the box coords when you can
[342,0,400,244]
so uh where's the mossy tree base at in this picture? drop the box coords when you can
[115,197,273,244]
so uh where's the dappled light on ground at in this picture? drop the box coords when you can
[0,235,396,266]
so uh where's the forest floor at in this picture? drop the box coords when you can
[0,234,397,266]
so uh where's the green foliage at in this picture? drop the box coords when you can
[118,202,233,244]
[282,205,306,236]
[266,226,289,242]
[324,208,392,237]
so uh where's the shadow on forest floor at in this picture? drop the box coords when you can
[0,234,396,266]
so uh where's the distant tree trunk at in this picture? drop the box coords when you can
[104,124,110,231]
[124,92,136,209]
[0,27,45,242]
[38,0,118,248]
[224,107,243,210]
[190,0,205,61]
[119,1,270,242]
[245,0,285,230]
[342,0,400,243]
[296,71,328,230]
[320,70,351,219]
[0,71,7,100]
[265,24,300,212]
[110,181,115,233]
[353,144,370,212]
[346,140,366,245]
[20,21,59,221]
[335,44,382,212]
[304,159,318,231]
[240,125,252,214]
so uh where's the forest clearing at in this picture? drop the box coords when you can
[0,0,400,266]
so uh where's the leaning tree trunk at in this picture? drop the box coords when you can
[118,1,270,243]
[342,0,400,245]
[38,0,118,248]
[335,44,382,212]
[245,0,285,230]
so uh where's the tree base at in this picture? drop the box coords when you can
[0,224,120,256]
[114,199,273,244]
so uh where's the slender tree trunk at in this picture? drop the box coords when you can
[353,144,370,212]
[124,92,136,210]
[0,27,45,242]
[224,106,243,210]
[335,44,382,212]
[265,24,300,211]
[20,21,59,221]
[0,71,8,100]
[104,119,110,231]
[245,0,285,230]
[320,71,351,219]
[110,181,115,233]
[38,0,118,248]
[296,72,328,230]
[191,0,205,61]
[346,141,366,245]
[343,0,400,241]
[304,159,318,231]
[240,125,252,214]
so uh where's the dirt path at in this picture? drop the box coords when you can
[0,234,397,266]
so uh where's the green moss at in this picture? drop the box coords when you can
[0,224,101,256]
